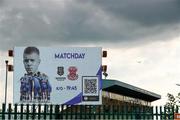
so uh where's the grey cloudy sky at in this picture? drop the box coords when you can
[0,0,180,105]
[0,0,179,50]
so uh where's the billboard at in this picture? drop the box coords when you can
[13,47,102,105]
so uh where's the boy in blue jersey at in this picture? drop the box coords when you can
[20,75,26,101]
[38,72,52,102]
[20,74,32,101]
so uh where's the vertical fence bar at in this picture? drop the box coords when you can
[43,104,47,119]
[160,106,162,120]
[55,105,58,119]
[150,106,153,120]
[146,106,149,119]
[136,106,141,120]
[142,106,145,120]
[103,105,105,119]
[50,104,53,120]
[75,105,78,119]
[65,105,68,119]
[79,105,82,119]
[98,105,101,120]
[8,103,11,119]
[70,105,73,119]
[163,107,166,119]
[20,104,23,120]
[26,104,29,120]
[168,107,170,119]
[61,105,64,119]
[130,105,133,119]
[123,105,125,120]
[120,105,124,120]
[93,105,96,120]
[84,105,86,119]
[89,105,92,119]
[32,104,36,120]
[38,104,41,119]
[172,106,174,119]
[55,105,59,119]
[155,106,158,120]
[2,103,5,120]
[176,105,179,113]
[112,105,115,119]
[106,105,111,120]
[117,105,120,120]
[125,104,128,120]
[14,104,17,120]
[164,107,167,119]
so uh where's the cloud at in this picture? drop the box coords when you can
[0,0,180,51]
[92,0,180,25]
[102,38,180,105]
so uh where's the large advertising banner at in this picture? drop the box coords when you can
[13,47,102,105]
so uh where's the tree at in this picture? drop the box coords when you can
[165,92,180,107]
[163,93,180,119]
[165,93,176,108]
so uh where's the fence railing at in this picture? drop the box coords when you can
[0,103,178,119]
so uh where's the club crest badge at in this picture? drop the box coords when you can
[67,66,78,80]
[57,66,64,76]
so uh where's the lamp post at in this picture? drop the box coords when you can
[5,60,8,111]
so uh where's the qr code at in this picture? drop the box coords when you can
[84,79,98,95]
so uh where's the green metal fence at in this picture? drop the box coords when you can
[0,103,177,119]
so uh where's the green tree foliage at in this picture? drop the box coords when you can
[165,93,176,108]
[163,93,180,119]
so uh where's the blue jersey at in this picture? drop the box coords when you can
[20,76,31,95]
[41,74,52,92]
[20,77,26,92]
[32,76,40,89]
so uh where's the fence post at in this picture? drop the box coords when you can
[93,105,96,119]
[2,103,5,120]
[38,104,41,119]
[167,106,170,119]
[125,104,129,120]
[70,105,73,119]
[50,104,53,120]
[130,105,133,119]
[61,104,64,119]
[8,103,11,119]
[20,104,24,119]
[26,104,29,120]
[108,105,111,119]
[79,105,82,119]
[83,105,86,119]
[176,105,179,113]
[142,106,145,119]
[121,105,124,119]
[43,104,47,119]
[136,105,141,120]
[98,105,101,120]
[117,105,120,120]
[164,106,167,120]
[172,106,175,119]
[32,104,36,119]
[65,105,68,119]
[112,105,115,119]
[75,105,78,119]
[14,104,17,120]
[160,106,162,120]
[103,105,106,119]
[55,105,59,119]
